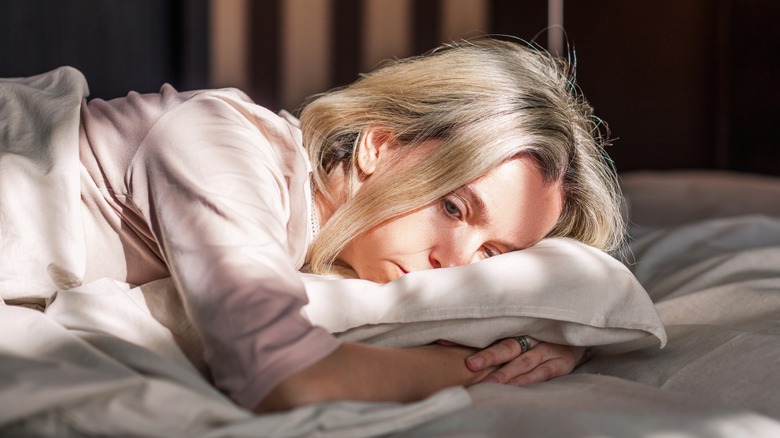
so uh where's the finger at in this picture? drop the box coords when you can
[522,336,541,350]
[479,343,583,384]
[466,336,541,371]
[465,337,524,371]
[506,357,575,386]
[479,350,543,384]
[531,343,585,368]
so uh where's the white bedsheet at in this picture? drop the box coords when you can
[399,212,780,437]
[3,194,780,436]
[1,67,779,435]
[0,287,472,437]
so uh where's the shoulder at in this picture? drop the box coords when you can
[125,86,309,191]
[139,87,306,173]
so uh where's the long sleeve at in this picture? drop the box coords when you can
[81,86,340,409]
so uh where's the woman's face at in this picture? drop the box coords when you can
[336,156,564,283]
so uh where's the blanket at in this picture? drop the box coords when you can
[2,67,779,436]
[2,213,779,437]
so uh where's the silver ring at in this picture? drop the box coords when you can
[514,335,531,353]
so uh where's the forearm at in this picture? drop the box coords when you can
[257,342,489,412]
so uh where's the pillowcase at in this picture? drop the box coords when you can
[301,238,666,350]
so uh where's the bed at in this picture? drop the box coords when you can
[2,72,780,437]
[397,171,780,437]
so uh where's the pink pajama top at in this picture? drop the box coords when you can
[75,74,340,409]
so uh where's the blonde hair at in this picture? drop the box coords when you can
[300,37,624,274]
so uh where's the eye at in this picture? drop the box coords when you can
[482,246,500,259]
[442,197,463,219]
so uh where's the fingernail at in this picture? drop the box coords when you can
[481,377,498,384]
[467,356,484,370]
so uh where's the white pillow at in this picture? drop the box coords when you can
[301,238,666,349]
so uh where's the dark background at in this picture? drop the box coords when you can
[1,0,778,176]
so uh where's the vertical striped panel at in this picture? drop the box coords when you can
[489,0,548,48]
[440,0,488,43]
[547,0,564,55]
[179,0,210,90]
[231,0,556,111]
[413,0,441,54]
[280,0,332,111]
[332,0,364,87]
[362,0,413,71]
[248,0,281,109]
[208,0,249,90]
[714,0,731,170]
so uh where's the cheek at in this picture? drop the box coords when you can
[386,206,441,245]
[353,205,441,256]
[338,222,400,266]
[364,219,422,254]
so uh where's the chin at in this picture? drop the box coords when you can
[363,272,392,284]
[357,265,401,284]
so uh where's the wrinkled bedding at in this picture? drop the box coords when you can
[3,172,780,437]
[401,210,780,437]
[1,66,779,436]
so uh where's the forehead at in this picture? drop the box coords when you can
[468,157,564,250]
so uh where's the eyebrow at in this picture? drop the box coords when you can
[459,185,488,223]
[458,186,523,253]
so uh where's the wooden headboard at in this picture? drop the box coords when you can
[1,0,777,176]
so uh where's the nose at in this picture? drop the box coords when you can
[429,233,480,269]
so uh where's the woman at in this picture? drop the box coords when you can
[0,38,623,412]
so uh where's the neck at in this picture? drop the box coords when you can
[313,191,332,229]
[314,165,351,228]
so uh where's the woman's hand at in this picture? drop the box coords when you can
[464,338,586,386]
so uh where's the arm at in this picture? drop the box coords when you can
[126,94,343,409]
[258,342,495,412]
[259,337,585,412]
